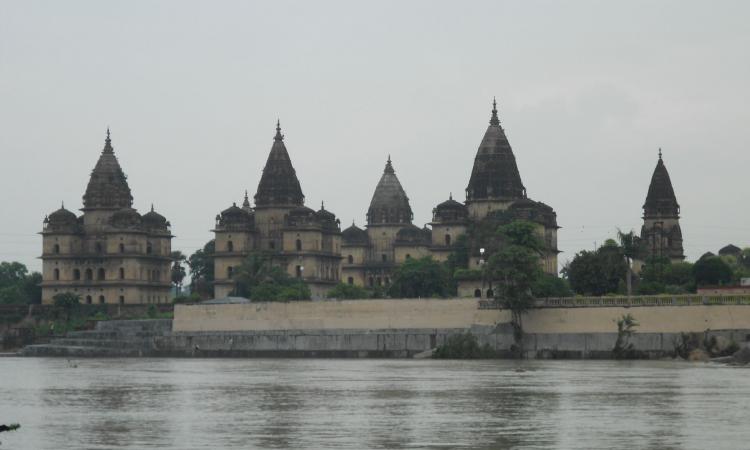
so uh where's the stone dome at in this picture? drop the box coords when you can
[432,194,468,223]
[395,224,431,245]
[110,207,142,228]
[367,157,413,226]
[342,223,368,245]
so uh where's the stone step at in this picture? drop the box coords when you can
[65,330,120,339]
[96,319,172,334]
[51,338,154,349]
[21,344,143,357]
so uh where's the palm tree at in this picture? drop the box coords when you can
[617,229,638,296]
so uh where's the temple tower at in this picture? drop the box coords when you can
[465,99,527,219]
[640,149,685,262]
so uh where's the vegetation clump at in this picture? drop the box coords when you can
[432,333,496,359]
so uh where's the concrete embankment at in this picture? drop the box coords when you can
[18,297,750,358]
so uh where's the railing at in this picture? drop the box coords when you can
[478,294,750,309]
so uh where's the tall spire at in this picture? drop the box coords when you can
[254,120,304,207]
[83,129,133,210]
[466,100,526,202]
[367,156,412,226]
[490,97,500,126]
[644,150,679,218]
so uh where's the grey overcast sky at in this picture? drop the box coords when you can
[1,1,748,272]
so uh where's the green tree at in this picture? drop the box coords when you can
[52,292,80,323]
[170,251,187,296]
[0,262,41,304]
[532,273,573,298]
[328,283,370,299]
[565,242,628,296]
[232,253,310,301]
[693,256,733,286]
[387,257,451,298]
[617,229,640,296]
[187,240,215,298]
[485,221,545,354]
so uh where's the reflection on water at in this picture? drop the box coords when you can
[1,358,748,449]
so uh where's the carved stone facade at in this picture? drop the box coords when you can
[40,131,173,304]
[212,122,342,299]
[342,100,560,296]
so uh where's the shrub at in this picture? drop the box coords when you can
[433,333,496,359]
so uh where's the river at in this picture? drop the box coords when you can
[0,358,748,449]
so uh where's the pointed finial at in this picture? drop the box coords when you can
[274,119,284,141]
[658,147,662,160]
[384,155,394,173]
[61,201,65,209]
[449,192,453,201]
[490,97,500,126]
[103,127,114,153]
[151,204,154,212]
[242,190,251,208]
[321,200,325,210]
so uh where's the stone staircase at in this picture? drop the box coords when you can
[21,319,173,357]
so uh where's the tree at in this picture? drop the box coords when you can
[639,257,696,294]
[617,229,640,296]
[532,273,572,298]
[387,257,451,298]
[52,292,80,323]
[0,262,41,304]
[170,251,187,295]
[485,221,545,354]
[232,253,310,301]
[693,256,733,287]
[327,283,370,299]
[187,240,215,298]
[565,242,628,296]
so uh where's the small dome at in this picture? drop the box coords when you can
[508,199,558,229]
[111,208,142,228]
[143,205,168,228]
[432,194,468,223]
[342,223,368,245]
[218,202,253,229]
[48,206,77,225]
[315,202,340,231]
[719,244,742,257]
[395,224,431,245]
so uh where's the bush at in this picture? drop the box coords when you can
[327,283,370,299]
[433,333,496,359]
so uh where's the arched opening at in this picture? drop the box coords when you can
[119,296,125,305]
[97,268,105,281]
[474,289,481,298]
[385,277,390,286]
[119,268,125,280]
[155,270,160,281]
[53,244,60,254]
[368,277,374,287]
[119,243,125,253]
[227,240,234,252]
[95,242,103,253]
[381,254,387,262]
[227,266,233,278]
[445,234,451,246]
[85,295,92,304]
[377,277,382,286]
[347,277,354,285]
[269,241,275,250]
[486,289,494,298]
[295,265,302,278]
[54,268,60,280]
[295,239,302,251]
[98,295,105,304]
[85,269,93,280]
[347,255,354,264]
[405,254,411,260]
[73,269,81,280]
[146,242,153,254]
